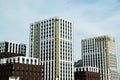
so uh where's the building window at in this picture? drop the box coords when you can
[12,66,15,70]
[13,58,15,63]
[17,66,19,70]
[35,60,37,65]
[10,59,12,63]
[31,59,33,64]
[12,70,14,75]
[27,59,29,64]
[30,72,32,76]
[6,59,8,63]
[26,67,28,71]
[22,58,25,64]
[22,66,24,71]
[18,58,20,63]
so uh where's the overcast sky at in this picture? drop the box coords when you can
[0,0,120,62]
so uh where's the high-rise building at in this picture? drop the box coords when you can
[81,35,118,80]
[29,17,74,80]
[0,41,26,56]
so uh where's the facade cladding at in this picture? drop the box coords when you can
[74,67,100,80]
[81,36,118,80]
[0,56,42,80]
[0,41,26,56]
[29,17,74,80]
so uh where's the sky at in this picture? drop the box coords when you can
[0,0,120,63]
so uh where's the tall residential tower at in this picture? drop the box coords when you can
[29,17,74,80]
[81,36,118,80]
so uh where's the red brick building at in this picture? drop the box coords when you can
[0,52,43,80]
[0,63,42,80]
[74,67,100,80]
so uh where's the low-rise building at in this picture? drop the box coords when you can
[74,66,100,80]
[0,55,42,80]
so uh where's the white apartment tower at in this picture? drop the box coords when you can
[81,36,118,80]
[29,17,74,80]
